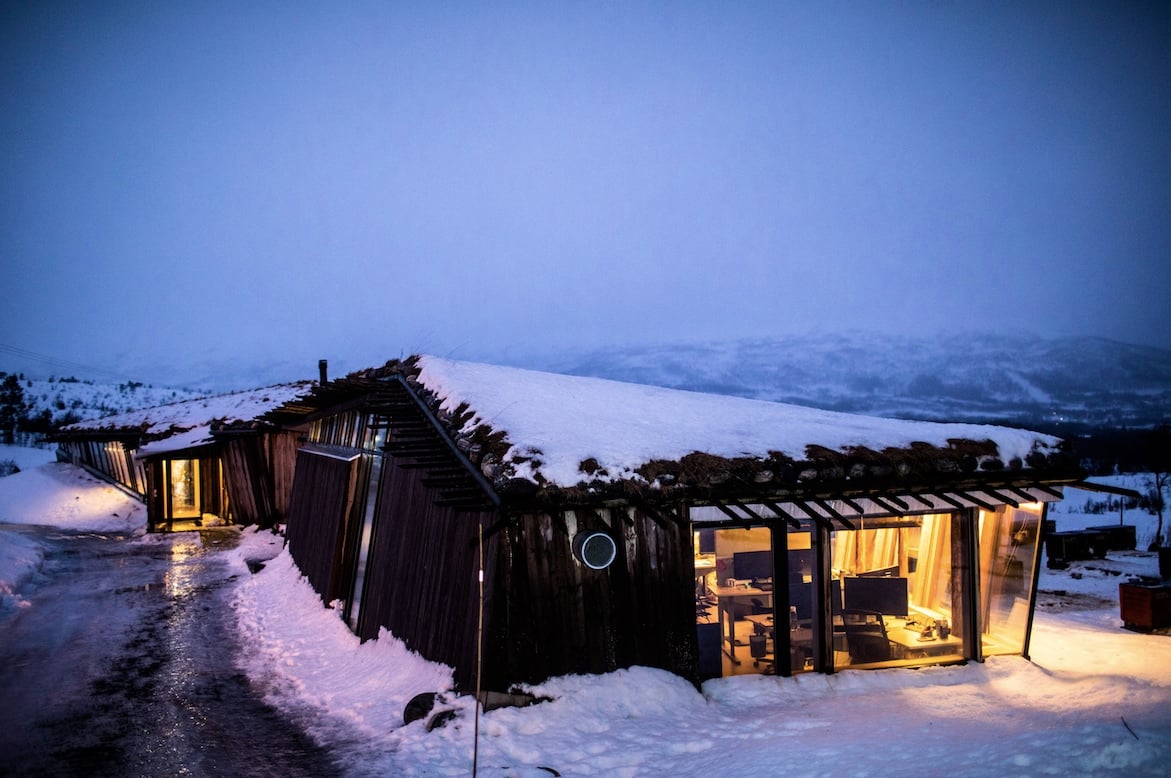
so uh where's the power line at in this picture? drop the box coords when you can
[0,343,134,382]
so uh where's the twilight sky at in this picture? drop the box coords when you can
[2,1,1168,386]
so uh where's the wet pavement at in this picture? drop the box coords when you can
[0,526,340,777]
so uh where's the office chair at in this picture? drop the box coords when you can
[749,606,775,672]
[842,609,893,663]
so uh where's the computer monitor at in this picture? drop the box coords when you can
[789,579,812,621]
[789,548,813,581]
[732,550,773,581]
[788,577,842,622]
[843,576,909,617]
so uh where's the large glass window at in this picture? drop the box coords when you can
[979,503,1043,656]
[831,515,963,669]
[695,526,775,678]
[694,507,984,678]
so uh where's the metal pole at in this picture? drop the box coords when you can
[473,518,484,776]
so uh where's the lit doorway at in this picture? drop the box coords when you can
[168,459,201,519]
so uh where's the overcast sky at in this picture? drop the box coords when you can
[2,1,1168,386]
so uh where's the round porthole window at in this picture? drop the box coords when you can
[572,530,617,570]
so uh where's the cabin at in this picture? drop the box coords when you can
[54,383,312,532]
[266,355,1098,691]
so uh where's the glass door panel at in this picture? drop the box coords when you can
[169,459,201,519]
[979,504,1043,656]
[695,526,775,678]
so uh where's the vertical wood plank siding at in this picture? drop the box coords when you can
[484,506,698,689]
[266,430,301,518]
[284,449,358,604]
[357,453,494,691]
[198,456,222,516]
[221,435,276,527]
[146,462,166,531]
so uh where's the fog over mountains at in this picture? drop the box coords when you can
[537,332,1171,433]
[5,333,1169,434]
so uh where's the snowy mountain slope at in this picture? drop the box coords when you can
[543,332,1171,429]
[3,332,1167,434]
[12,376,208,427]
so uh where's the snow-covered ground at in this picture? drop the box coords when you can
[2,453,1169,776]
[8,376,209,426]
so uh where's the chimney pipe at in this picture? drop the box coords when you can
[318,359,328,384]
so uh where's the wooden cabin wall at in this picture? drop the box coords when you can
[221,435,277,527]
[356,454,493,691]
[265,429,302,518]
[198,455,223,517]
[284,449,359,604]
[58,439,144,496]
[483,506,698,689]
[146,461,166,531]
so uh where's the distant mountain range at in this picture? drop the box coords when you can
[532,332,1171,433]
[5,333,1169,435]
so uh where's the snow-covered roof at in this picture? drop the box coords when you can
[403,355,1063,490]
[60,382,315,454]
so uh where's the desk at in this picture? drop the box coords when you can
[746,614,815,672]
[885,620,962,658]
[694,556,716,594]
[712,584,772,664]
[746,614,813,660]
[746,614,812,646]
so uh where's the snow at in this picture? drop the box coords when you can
[136,424,217,456]
[2,451,1169,775]
[0,443,56,471]
[62,381,314,443]
[414,355,1062,487]
[0,460,145,535]
[14,376,209,426]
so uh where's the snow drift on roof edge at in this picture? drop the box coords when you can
[61,382,315,439]
[412,355,1062,489]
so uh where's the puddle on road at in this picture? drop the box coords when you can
[1,526,340,776]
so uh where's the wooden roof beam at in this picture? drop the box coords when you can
[1006,487,1043,505]
[791,500,835,531]
[983,488,1020,509]
[921,492,966,511]
[883,494,910,511]
[839,496,867,515]
[812,499,856,530]
[904,493,936,510]
[729,500,768,523]
[956,490,999,512]
[867,495,903,515]
[758,500,801,529]
[713,503,753,529]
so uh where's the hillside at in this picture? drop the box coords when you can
[3,374,208,429]
[541,332,1171,432]
[3,333,1167,461]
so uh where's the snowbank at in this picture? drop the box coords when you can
[227,503,1171,777]
[0,444,57,472]
[0,462,145,534]
[0,457,147,617]
[0,529,43,617]
[230,533,454,749]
